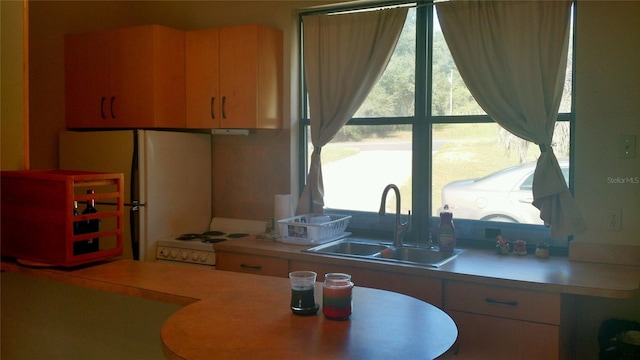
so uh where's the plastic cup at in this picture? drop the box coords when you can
[289,271,318,315]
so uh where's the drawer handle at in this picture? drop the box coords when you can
[240,264,262,271]
[485,298,518,307]
[221,96,226,119]
[110,96,116,119]
[100,97,106,119]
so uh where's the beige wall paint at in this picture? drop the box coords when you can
[1,0,27,170]
[572,0,640,249]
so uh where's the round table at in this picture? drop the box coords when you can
[161,275,457,359]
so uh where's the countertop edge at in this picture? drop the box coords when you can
[0,259,200,306]
[3,235,638,303]
[214,237,640,299]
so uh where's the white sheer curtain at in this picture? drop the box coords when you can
[436,0,586,237]
[297,7,408,214]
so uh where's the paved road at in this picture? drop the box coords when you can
[322,142,413,212]
[328,140,446,152]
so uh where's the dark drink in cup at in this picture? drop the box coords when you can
[291,287,315,311]
[289,271,318,315]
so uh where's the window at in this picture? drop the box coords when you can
[299,2,574,251]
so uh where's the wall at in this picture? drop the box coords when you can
[569,3,640,357]
[570,0,640,264]
[211,129,291,220]
[1,0,27,170]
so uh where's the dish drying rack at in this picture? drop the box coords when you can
[277,214,351,245]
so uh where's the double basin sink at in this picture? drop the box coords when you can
[305,238,463,268]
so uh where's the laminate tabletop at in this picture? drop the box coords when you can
[161,276,457,360]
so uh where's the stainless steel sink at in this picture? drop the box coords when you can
[305,238,463,267]
[305,239,389,256]
[388,246,463,267]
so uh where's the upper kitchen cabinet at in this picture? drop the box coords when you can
[185,24,283,129]
[65,25,185,129]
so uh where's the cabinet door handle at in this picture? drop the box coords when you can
[110,96,116,118]
[100,97,106,119]
[240,264,262,271]
[210,97,215,119]
[485,298,518,307]
[221,96,226,119]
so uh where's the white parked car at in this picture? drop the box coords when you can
[438,160,569,224]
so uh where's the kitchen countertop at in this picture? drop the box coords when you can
[214,236,640,299]
[1,235,638,303]
[1,258,239,305]
[1,271,182,359]
[1,260,458,359]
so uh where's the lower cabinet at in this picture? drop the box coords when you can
[446,310,560,360]
[216,252,443,307]
[290,260,443,307]
[215,252,288,277]
[216,249,578,359]
[444,280,563,359]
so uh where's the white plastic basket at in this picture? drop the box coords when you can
[278,214,351,245]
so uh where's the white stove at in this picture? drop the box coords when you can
[155,218,266,267]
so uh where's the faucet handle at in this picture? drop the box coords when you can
[403,210,411,227]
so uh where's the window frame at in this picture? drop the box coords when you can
[298,1,576,254]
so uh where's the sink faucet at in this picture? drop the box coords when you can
[379,184,411,247]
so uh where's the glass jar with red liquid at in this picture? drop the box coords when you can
[322,273,353,320]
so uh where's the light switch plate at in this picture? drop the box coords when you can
[619,135,636,158]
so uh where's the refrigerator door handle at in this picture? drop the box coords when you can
[130,130,141,260]
[95,201,145,207]
[130,202,140,261]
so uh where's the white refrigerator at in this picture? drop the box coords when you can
[59,130,212,262]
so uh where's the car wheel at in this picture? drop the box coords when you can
[481,215,519,223]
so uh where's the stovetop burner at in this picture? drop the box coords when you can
[201,236,227,244]
[203,231,225,237]
[176,233,203,241]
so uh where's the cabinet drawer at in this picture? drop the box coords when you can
[445,281,560,325]
[448,310,560,360]
[216,252,288,277]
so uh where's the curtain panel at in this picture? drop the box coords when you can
[296,7,408,214]
[435,0,586,237]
